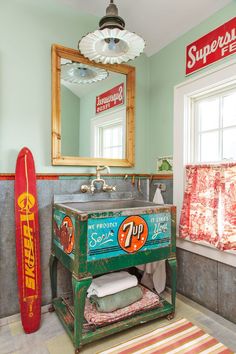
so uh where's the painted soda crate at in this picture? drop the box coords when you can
[50,198,176,353]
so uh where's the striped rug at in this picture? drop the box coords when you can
[99,318,234,354]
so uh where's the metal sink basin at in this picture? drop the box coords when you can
[61,199,160,213]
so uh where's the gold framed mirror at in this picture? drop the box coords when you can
[51,44,135,167]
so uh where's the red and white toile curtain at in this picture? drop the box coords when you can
[179,163,236,250]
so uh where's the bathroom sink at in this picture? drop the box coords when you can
[61,199,160,213]
[53,196,173,267]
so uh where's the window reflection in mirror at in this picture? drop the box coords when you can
[91,108,126,159]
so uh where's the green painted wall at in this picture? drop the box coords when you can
[61,85,80,156]
[148,1,236,172]
[1,0,234,173]
[0,0,98,173]
[0,0,150,173]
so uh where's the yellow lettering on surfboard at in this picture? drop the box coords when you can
[18,193,37,291]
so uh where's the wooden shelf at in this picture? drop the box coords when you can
[52,296,175,346]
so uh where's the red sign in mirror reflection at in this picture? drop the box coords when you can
[96,83,124,114]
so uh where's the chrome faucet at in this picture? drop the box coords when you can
[95,165,110,180]
[81,166,116,193]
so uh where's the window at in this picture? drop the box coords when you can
[91,108,126,159]
[173,59,236,266]
[99,122,123,158]
[191,88,236,163]
[185,87,236,252]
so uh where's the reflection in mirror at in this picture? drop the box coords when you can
[61,62,109,84]
[60,59,126,159]
[52,44,135,167]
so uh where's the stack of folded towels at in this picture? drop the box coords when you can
[87,271,143,313]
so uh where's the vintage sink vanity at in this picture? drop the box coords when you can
[49,189,176,352]
[50,44,176,353]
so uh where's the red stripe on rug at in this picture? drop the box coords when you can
[152,329,205,354]
[184,337,218,353]
[98,319,234,354]
[119,322,194,354]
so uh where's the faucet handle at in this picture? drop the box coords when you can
[102,184,116,192]
[81,185,89,193]
[81,184,95,193]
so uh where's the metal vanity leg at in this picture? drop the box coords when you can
[49,252,58,309]
[167,257,177,318]
[72,274,92,351]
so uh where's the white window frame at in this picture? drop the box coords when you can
[173,58,236,267]
[192,86,236,163]
[91,107,126,158]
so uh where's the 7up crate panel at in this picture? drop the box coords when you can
[87,213,171,261]
[53,208,75,259]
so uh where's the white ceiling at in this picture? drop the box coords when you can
[58,0,231,56]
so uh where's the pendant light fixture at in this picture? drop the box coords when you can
[61,62,109,84]
[78,0,145,65]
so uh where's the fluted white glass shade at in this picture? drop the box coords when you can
[78,28,145,65]
[61,63,109,84]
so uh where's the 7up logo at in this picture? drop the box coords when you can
[118,216,148,253]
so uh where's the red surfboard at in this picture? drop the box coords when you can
[15,147,41,333]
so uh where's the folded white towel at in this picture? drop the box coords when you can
[87,271,138,298]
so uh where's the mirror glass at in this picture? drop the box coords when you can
[61,59,126,159]
[52,44,135,167]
